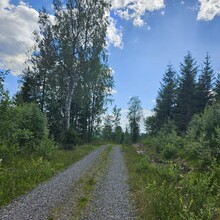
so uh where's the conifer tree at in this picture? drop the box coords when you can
[174,52,198,133]
[102,114,113,141]
[214,73,220,102]
[196,53,214,112]
[154,64,177,130]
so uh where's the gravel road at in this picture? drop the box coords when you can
[82,146,136,220]
[0,146,106,220]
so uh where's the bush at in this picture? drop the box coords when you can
[35,138,57,160]
[0,142,19,163]
[186,103,220,163]
[147,122,183,157]
[0,103,57,160]
[162,143,178,159]
[13,104,49,149]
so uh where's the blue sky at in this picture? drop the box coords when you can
[1,0,220,128]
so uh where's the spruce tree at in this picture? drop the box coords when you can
[196,53,214,113]
[102,114,113,141]
[174,52,198,133]
[154,64,177,130]
[214,73,220,102]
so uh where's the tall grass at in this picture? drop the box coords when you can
[123,145,220,220]
[0,144,98,207]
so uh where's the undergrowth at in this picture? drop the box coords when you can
[123,145,220,220]
[0,144,98,207]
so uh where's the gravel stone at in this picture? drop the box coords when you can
[82,146,136,220]
[0,146,106,220]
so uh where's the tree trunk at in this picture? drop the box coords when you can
[64,76,75,132]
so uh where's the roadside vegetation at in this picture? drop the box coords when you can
[0,143,98,207]
[124,143,220,219]
[123,52,220,219]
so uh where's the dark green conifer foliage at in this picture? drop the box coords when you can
[154,64,177,131]
[102,114,113,141]
[196,53,214,113]
[174,52,198,133]
[214,74,220,102]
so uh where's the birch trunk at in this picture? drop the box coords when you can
[64,76,76,131]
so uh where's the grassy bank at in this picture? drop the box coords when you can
[123,145,220,220]
[0,144,98,207]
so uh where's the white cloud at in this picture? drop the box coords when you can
[0,1,124,76]
[197,0,220,21]
[0,0,9,8]
[120,109,129,131]
[106,16,123,48]
[110,0,165,27]
[142,109,154,118]
[0,0,39,75]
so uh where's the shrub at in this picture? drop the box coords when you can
[0,142,19,163]
[13,103,49,149]
[186,103,220,163]
[0,103,57,160]
[162,143,178,159]
[35,138,57,160]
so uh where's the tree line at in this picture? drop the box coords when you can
[101,96,143,144]
[146,52,220,135]
[144,52,220,164]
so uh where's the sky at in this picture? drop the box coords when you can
[1,0,220,130]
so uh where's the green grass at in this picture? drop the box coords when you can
[0,144,98,207]
[123,145,220,220]
[71,145,112,219]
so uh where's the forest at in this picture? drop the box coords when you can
[1,0,220,219]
